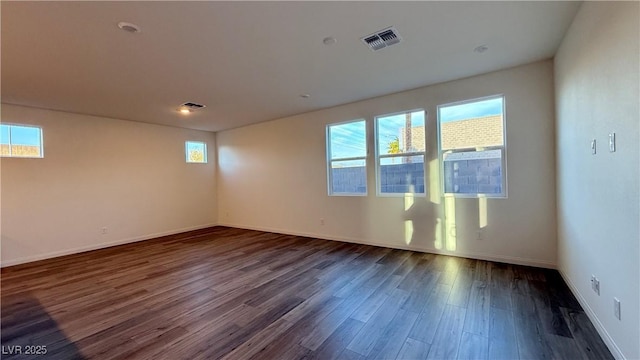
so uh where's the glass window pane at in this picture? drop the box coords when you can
[377,111,425,154]
[0,125,10,144]
[9,125,42,157]
[186,141,207,163]
[329,121,366,160]
[10,125,41,146]
[439,97,504,150]
[443,149,502,195]
[330,159,366,194]
[379,155,425,194]
[0,125,9,156]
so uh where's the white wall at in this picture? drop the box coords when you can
[554,2,639,359]
[217,60,558,268]
[0,104,218,266]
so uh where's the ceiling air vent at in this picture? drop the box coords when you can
[181,102,206,109]
[362,27,402,51]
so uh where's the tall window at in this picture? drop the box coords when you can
[0,124,43,158]
[327,120,367,195]
[375,110,426,194]
[438,95,506,197]
[185,141,207,163]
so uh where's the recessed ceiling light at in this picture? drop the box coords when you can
[117,22,141,33]
[474,45,489,53]
[300,94,311,99]
[179,108,192,115]
[322,37,337,45]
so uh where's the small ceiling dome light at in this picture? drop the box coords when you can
[300,94,311,99]
[117,22,141,33]
[473,45,489,53]
[322,36,337,45]
[179,108,192,114]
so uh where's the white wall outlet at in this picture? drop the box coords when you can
[476,230,482,240]
[590,275,600,295]
[609,132,616,152]
[101,227,108,235]
[320,218,325,226]
[614,298,621,320]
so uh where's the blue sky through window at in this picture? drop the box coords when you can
[377,111,425,154]
[439,97,503,123]
[0,124,42,146]
[329,121,366,159]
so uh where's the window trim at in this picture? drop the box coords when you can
[374,109,427,197]
[0,123,44,158]
[185,140,208,163]
[326,119,368,196]
[436,94,508,199]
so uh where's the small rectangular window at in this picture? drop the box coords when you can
[438,95,506,197]
[327,120,367,195]
[375,110,426,195]
[0,124,43,158]
[185,141,207,163]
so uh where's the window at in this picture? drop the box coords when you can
[438,95,506,197]
[327,120,367,195]
[375,110,426,195]
[0,124,43,158]
[185,141,207,163]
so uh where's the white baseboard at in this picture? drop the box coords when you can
[0,223,218,268]
[557,268,625,360]
[218,222,556,269]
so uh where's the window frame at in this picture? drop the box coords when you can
[437,94,507,199]
[374,109,427,197]
[326,119,368,196]
[0,123,44,158]
[185,140,208,163]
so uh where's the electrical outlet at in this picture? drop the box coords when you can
[591,275,600,295]
[320,218,325,226]
[476,231,482,240]
[614,298,621,320]
[101,227,108,235]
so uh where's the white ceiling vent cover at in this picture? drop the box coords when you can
[362,27,402,51]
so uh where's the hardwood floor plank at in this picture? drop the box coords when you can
[487,307,519,360]
[426,304,466,359]
[408,283,451,344]
[457,331,489,360]
[463,280,490,337]
[366,309,419,360]
[308,318,365,360]
[512,293,554,359]
[561,307,615,360]
[396,337,431,360]
[346,288,410,356]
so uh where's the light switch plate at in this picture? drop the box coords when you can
[591,139,597,155]
[609,132,616,152]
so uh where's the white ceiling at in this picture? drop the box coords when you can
[1,1,580,132]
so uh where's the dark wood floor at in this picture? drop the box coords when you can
[1,227,613,360]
